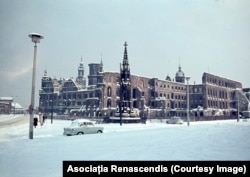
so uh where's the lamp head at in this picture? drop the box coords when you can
[186,76,191,81]
[29,33,44,43]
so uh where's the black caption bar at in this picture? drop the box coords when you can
[63,161,249,177]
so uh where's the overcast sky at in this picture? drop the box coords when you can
[0,0,249,108]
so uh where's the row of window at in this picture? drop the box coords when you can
[42,100,100,108]
[156,93,187,100]
[207,100,228,109]
[204,77,237,88]
[157,83,186,91]
[207,88,228,99]
[107,87,146,99]
[41,91,101,101]
[193,87,203,93]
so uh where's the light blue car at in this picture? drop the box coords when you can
[63,119,104,136]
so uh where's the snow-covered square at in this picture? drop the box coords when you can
[0,115,250,177]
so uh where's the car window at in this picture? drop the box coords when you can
[86,122,94,126]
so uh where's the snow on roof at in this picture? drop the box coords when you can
[0,97,13,101]
[11,102,23,109]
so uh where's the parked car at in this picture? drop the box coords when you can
[166,116,184,124]
[63,119,104,136]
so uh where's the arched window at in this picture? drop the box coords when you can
[107,99,111,108]
[133,88,137,99]
[107,87,112,97]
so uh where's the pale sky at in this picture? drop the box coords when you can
[0,0,250,108]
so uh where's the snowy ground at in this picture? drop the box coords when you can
[0,115,250,177]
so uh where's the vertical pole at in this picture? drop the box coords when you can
[187,80,190,126]
[29,43,37,139]
[51,88,53,124]
[119,101,122,126]
[237,93,239,122]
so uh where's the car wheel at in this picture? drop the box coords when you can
[97,130,102,133]
[77,132,84,135]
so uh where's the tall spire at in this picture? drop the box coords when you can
[100,53,103,65]
[118,41,132,122]
[122,41,130,71]
[123,42,128,63]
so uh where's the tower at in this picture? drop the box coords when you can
[97,59,104,87]
[76,58,86,87]
[78,57,84,79]
[40,69,53,113]
[88,60,104,87]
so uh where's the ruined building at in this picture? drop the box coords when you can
[39,42,249,120]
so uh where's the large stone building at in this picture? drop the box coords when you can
[39,42,249,120]
[190,73,248,119]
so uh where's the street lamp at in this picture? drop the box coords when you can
[186,76,191,126]
[235,88,241,122]
[237,93,239,122]
[28,33,44,139]
[51,87,54,124]
[119,90,123,126]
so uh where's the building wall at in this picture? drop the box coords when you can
[102,73,188,117]
[198,72,243,116]
[39,64,246,119]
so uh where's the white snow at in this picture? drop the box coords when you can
[0,115,250,177]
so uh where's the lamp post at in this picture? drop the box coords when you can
[119,89,123,126]
[28,33,44,139]
[51,87,54,124]
[93,105,96,117]
[237,94,239,122]
[234,88,241,122]
[186,76,191,126]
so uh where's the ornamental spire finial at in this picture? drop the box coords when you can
[124,41,128,47]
